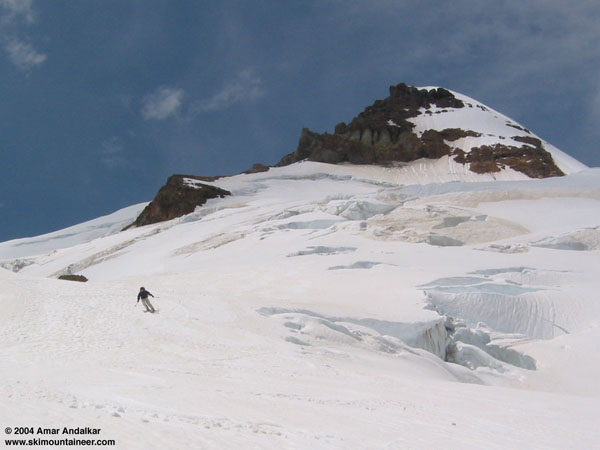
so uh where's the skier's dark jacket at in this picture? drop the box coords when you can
[137,290,154,301]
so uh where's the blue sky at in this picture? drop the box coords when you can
[1,0,599,241]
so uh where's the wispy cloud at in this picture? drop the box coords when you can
[141,86,185,120]
[327,1,600,85]
[0,0,46,70]
[4,37,44,69]
[100,136,131,169]
[193,69,265,113]
[0,0,34,23]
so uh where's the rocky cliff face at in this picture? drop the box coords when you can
[276,83,564,178]
[126,175,231,228]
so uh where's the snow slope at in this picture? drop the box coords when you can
[413,87,588,175]
[0,203,147,261]
[1,162,600,449]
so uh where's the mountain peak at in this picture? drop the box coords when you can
[276,83,569,178]
[125,83,585,229]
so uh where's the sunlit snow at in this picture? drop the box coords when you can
[1,161,599,449]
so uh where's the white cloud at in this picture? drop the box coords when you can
[5,38,45,69]
[0,0,46,70]
[0,0,34,23]
[194,69,265,113]
[141,86,185,120]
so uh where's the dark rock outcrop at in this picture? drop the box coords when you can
[243,163,270,174]
[276,82,564,178]
[58,274,88,282]
[454,137,564,178]
[276,83,467,166]
[126,175,231,228]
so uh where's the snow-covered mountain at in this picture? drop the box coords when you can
[276,84,586,179]
[1,87,599,449]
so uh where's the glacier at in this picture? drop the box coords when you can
[1,160,600,449]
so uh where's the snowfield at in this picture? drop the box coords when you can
[1,160,599,449]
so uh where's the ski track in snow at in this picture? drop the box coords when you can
[1,163,600,448]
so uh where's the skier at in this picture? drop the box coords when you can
[137,287,156,313]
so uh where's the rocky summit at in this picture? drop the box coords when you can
[276,83,564,178]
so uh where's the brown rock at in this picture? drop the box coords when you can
[58,274,88,282]
[125,175,231,228]
[243,163,270,174]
